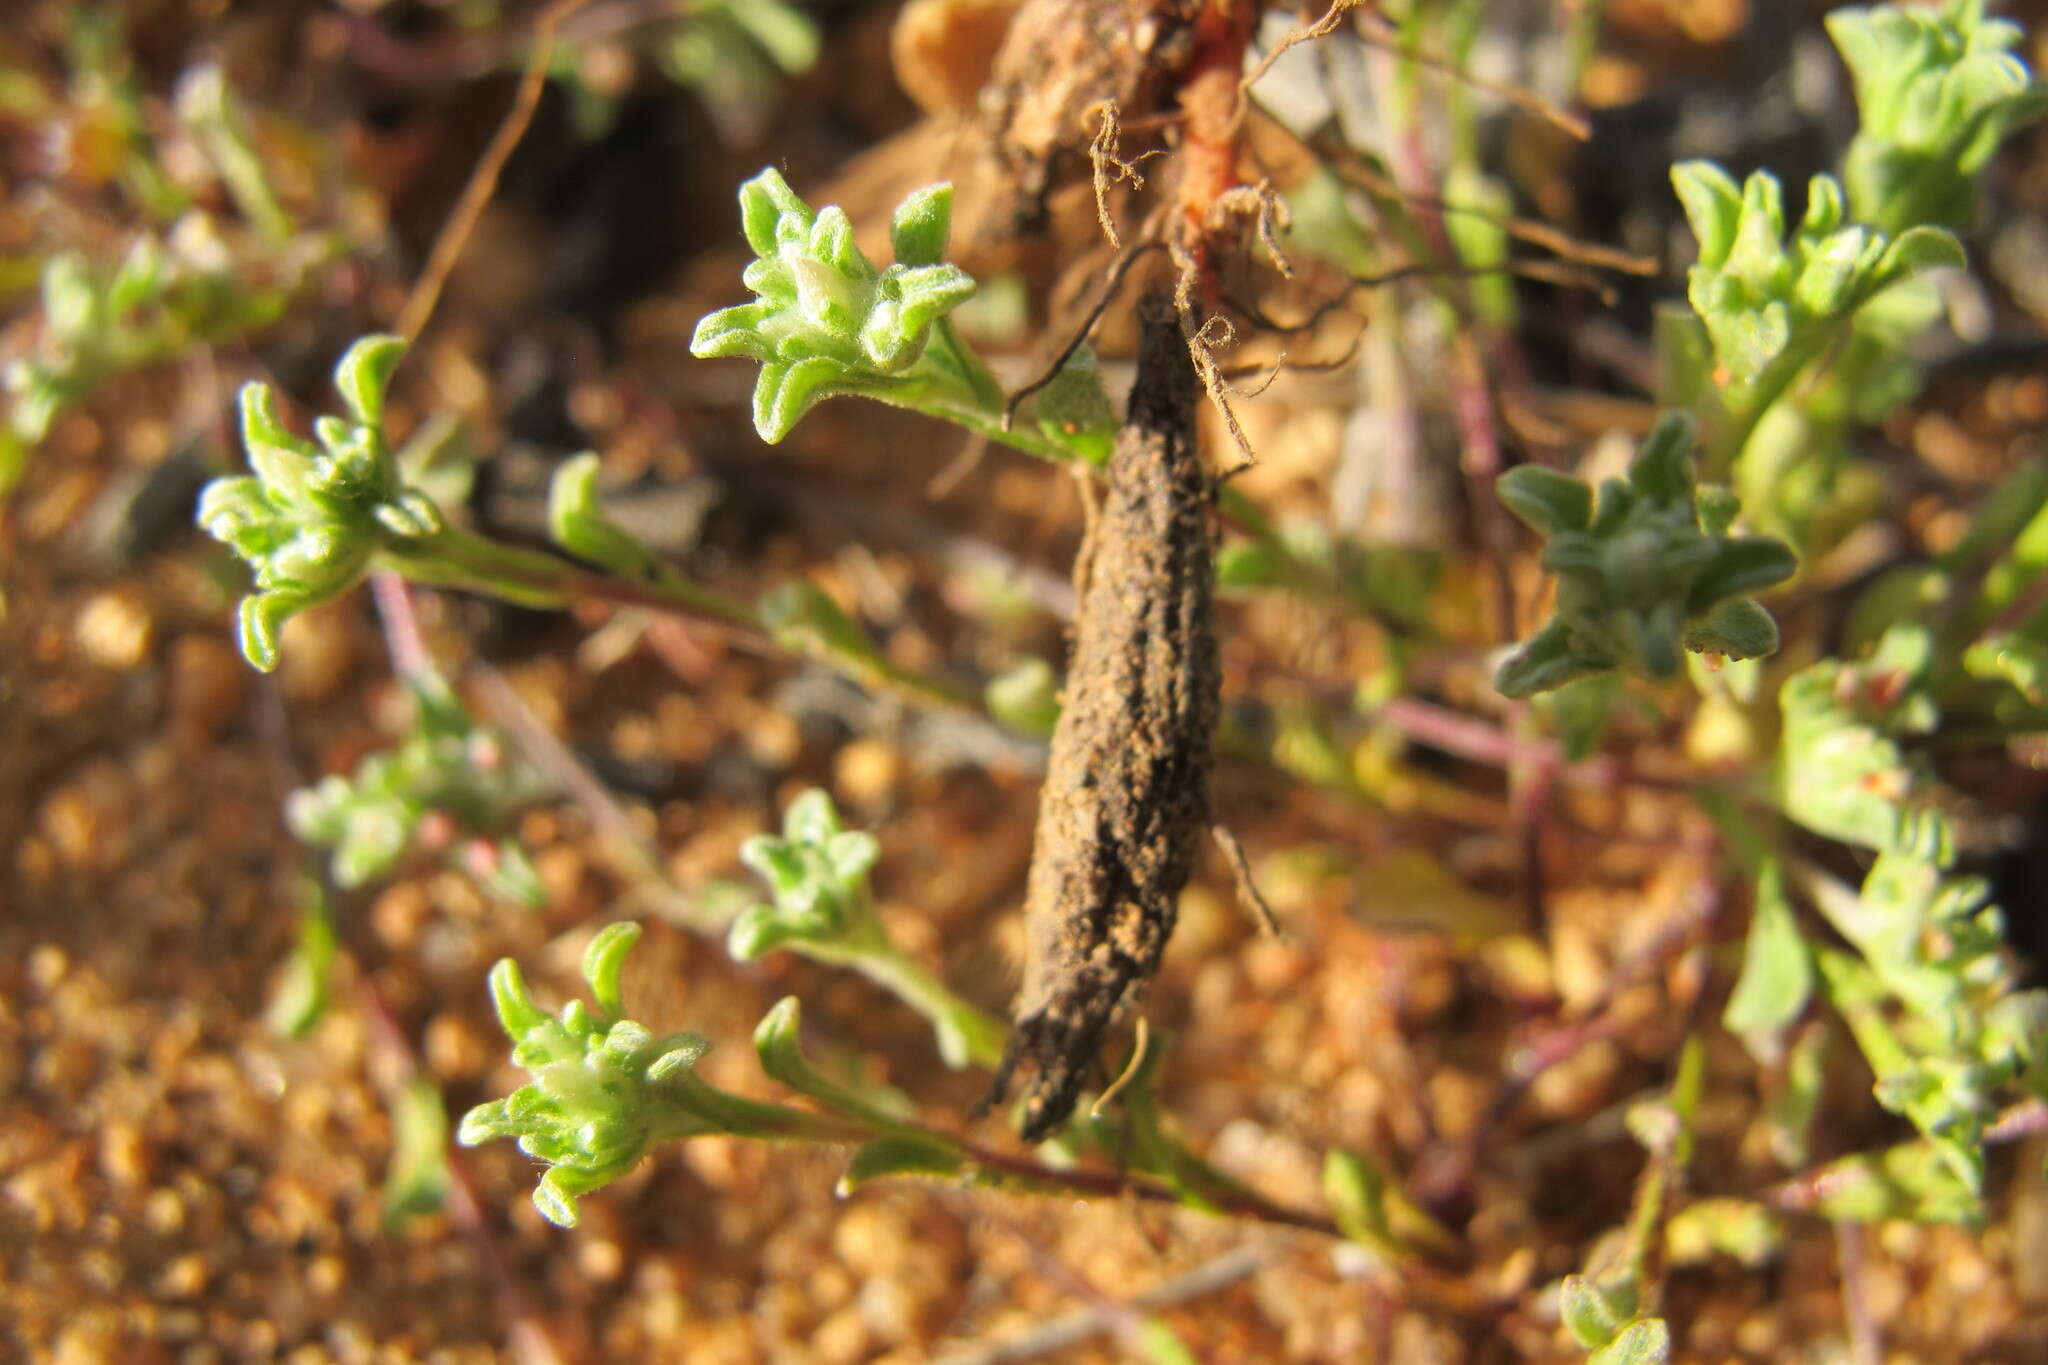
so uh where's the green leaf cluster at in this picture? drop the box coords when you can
[4,52,336,492]
[1831,0,2048,233]
[1320,1148,1462,1267]
[690,170,978,442]
[685,169,1109,464]
[1672,162,1962,407]
[198,336,439,669]
[729,789,1003,1069]
[5,227,288,477]
[1738,624,2048,1210]
[201,336,596,673]
[1493,413,1795,697]
[1657,1,2041,550]
[984,657,1061,736]
[1817,943,2043,1201]
[460,925,725,1227]
[729,788,883,959]
[462,930,970,1227]
[285,674,548,904]
[1722,860,1813,1054]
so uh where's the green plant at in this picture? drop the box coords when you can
[651,0,819,143]
[1832,0,2047,235]
[461,923,794,1227]
[690,169,1099,458]
[1713,631,2048,1202]
[1673,161,1962,466]
[197,335,995,720]
[4,227,289,472]
[1483,0,2048,1266]
[285,672,549,906]
[200,337,461,669]
[155,2,2048,1350]
[1675,0,2043,547]
[3,46,340,491]
[1492,413,1795,697]
[728,789,1005,1070]
[1494,0,2043,696]
[459,922,1355,1238]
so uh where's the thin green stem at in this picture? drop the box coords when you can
[795,920,1006,1071]
[839,648,986,713]
[379,524,576,608]
[950,1133,1348,1240]
[628,561,763,633]
[855,356,1078,465]
[661,1072,875,1145]
[380,521,985,715]
[845,945,1008,1071]
[933,317,1011,415]
[1707,340,1822,483]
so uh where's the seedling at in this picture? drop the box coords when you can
[285,671,548,907]
[691,169,1113,462]
[1493,413,1795,697]
[729,788,1005,1070]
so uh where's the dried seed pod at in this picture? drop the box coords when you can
[990,294,1218,1139]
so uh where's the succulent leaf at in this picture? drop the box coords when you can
[285,675,548,898]
[690,168,978,443]
[198,339,458,671]
[1494,414,1796,696]
[461,927,719,1227]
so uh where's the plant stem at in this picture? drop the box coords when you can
[865,949,1007,1070]
[954,1133,1343,1236]
[380,521,987,714]
[664,1073,877,1145]
[865,342,1078,465]
[651,1058,1407,1249]
[369,570,435,683]
[380,524,579,608]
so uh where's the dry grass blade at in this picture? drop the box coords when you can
[393,0,596,343]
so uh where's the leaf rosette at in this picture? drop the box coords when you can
[1829,0,2048,232]
[284,675,547,900]
[690,169,976,442]
[728,788,882,960]
[459,925,720,1226]
[197,335,441,669]
[1494,413,1796,696]
[1672,164,1963,403]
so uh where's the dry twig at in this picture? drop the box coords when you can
[393,0,595,342]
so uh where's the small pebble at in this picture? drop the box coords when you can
[833,737,902,810]
[168,634,248,747]
[73,589,154,670]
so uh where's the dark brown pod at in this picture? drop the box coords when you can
[990,294,1218,1140]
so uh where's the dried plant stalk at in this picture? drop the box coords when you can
[991,293,1219,1139]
